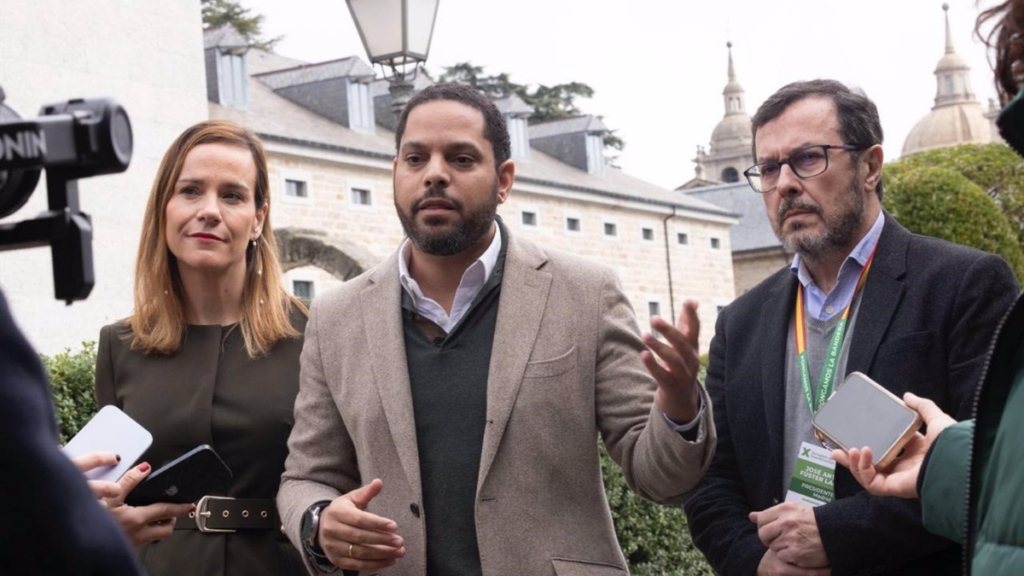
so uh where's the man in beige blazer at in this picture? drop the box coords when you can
[278,83,716,576]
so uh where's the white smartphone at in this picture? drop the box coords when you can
[62,405,153,482]
[811,372,922,468]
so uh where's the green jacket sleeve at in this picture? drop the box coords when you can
[920,419,974,544]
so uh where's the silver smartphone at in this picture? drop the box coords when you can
[811,372,922,467]
[62,406,153,482]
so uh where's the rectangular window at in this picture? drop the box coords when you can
[351,187,372,206]
[604,222,617,237]
[293,280,315,300]
[522,211,537,227]
[285,179,308,198]
[508,117,530,159]
[565,217,581,232]
[642,227,654,241]
[346,80,375,132]
[710,237,721,249]
[648,302,662,338]
[586,133,605,175]
[677,232,689,245]
[217,51,249,107]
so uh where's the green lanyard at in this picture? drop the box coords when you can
[794,244,878,417]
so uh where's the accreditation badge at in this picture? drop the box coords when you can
[784,441,836,507]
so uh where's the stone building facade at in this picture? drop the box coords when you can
[208,35,738,352]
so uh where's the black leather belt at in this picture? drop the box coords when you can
[176,496,280,533]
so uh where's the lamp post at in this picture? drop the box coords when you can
[345,0,440,117]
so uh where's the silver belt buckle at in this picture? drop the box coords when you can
[194,495,237,533]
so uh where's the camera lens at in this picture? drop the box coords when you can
[109,107,133,168]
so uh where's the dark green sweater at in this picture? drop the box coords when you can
[401,225,508,576]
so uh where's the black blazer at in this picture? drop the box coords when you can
[0,290,141,576]
[684,214,1020,576]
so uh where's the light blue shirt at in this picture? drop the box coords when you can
[790,211,885,321]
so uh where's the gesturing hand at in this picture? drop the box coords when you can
[832,392,956,499]
[641,299,702,423]
[750,502,829,569]
[318,479,406,571]
[103,462,195,547]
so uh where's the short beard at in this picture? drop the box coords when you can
[395,183,499,256]
[774,176,866,262]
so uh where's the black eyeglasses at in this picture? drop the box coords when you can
[743,144,865,193]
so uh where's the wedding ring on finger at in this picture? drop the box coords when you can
[348,543,354,558]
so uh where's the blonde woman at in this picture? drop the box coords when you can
[95,120,308,576]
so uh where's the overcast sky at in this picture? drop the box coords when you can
[241,0,1001,190]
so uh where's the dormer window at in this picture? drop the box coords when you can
[347,80,375,132]
[507,116,530,159]
[586,133,604,176]
[217,48,249,108]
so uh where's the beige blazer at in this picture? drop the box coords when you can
[278,232,716,576]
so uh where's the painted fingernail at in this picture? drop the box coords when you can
[115,454,122,462]
[139,462,151,472]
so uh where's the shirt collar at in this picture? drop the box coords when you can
[790,210,885,287]
[398,222,503,293]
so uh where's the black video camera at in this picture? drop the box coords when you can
[0,85,133,304]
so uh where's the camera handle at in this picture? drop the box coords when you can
[0,176,94,304]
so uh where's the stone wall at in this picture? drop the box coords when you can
[733,247,791,296]
[0,0,209,353]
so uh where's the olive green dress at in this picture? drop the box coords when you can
[95,313,307,576]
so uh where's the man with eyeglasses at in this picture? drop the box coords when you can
[683,79,1018,576]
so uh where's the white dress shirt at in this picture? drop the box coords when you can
[398,224,503,333]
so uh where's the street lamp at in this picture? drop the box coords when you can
[345,0,440,116]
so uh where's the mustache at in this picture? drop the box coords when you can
[777,198,823,222]
[412,185,463,212]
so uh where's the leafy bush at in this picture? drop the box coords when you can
[43,343,717,574]
[883,166,1024,282]
[885,143,1024,251]
[598,354,714,576]
[40,342,98,444]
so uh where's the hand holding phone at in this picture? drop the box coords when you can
[125,445,232,506]
[832,391,957,499]
[62,406,152,482]
[812,372,922,468]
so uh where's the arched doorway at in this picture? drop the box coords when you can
[275,228,377,301]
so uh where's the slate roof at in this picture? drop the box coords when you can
[493,93,534,117]
[209,47,735,218]
[529,115,609,138]
[254,56,375,90]
[685,181,783,252]
[204,25,248,50]
[370,74,434,97]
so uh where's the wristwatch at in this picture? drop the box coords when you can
[300,501,331,552]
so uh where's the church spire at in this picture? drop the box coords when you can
[727,41,736,81]
[723,41,746,116]
[933,3,975,107]
[944,3,955,54]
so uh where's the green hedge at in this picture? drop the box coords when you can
[884,143,1024,254]
[41,342,98,444]
[883,166,1024,282]
[43,344,715,574]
